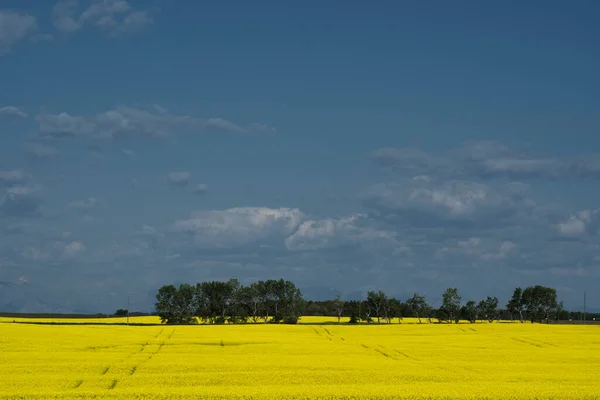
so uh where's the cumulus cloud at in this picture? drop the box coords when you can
[0,185,43,217]
[364,179,535,228]
[435,238,516,261]
[370,140,600,180]
[63,241,85,257]
[0,11,37,55]
[53,0,153,35]
[36,106,276,140]
[170,207,398,254]
[284,214,397,251]
[0,106,28,117]
[0,170,29,186]
[167,172,191,187]
[66,197,98,211]
[24,142,60,158]
[191,183,209,195]
[557,210,599,236]
[172,207,304,248]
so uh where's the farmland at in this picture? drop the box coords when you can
[1,319,599,399]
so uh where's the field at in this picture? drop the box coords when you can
[1,318,599,399]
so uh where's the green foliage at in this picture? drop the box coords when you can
[461,300,478,323]
[478,296,499,323]
[440,288,461,323]
[506,287,524,322]
[522,285,558,323]
[155,284,197,325]
[406,293,430,324]
[366,290,388,323]
[156,278,304,325]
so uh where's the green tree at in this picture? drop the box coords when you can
[461,300,478,323]
[155,284,197,324]
[388,298,404,323]
[333,296,344,323]
[522,285,558,323]
[366,290,388,323]
[406,293,429,324]
[441,288,461,323]
[478,296,499,323]
[506,287,524,322]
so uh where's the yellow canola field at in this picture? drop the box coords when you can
[0,316,514,325]
[1,322,599,400]
[0,316,161,324]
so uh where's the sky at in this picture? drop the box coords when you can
[1,0,600,313]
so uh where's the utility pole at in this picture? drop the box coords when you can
[127,295,130,326]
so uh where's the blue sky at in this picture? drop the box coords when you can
[1,0,599,313]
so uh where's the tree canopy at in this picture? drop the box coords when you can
[154,281,564,325]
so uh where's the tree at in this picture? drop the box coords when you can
[461,300,478,323]
[506,287,524,322]
[155,284,197,324]
[195,279,241,324]
[255,280,273,323]
[522,285,558,323]
[388,298,404,323]
[478,296,498,323]
[406,293,429,324]
[366,290,388,323]
[556,301,564,321]
[279,279,304,324]
[345,300,361,324]
[440,288,461,323]
[333,296,344,323]
[114,309,128,316]
[238,284,261,323]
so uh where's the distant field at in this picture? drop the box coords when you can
[1,320,599,399]
[0,315,522,325]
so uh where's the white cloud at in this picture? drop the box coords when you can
[557,210,599,236]
[67,197,98,211]
[172,207,304,248]
[0,170,29,185]
[370,140,600,180]
[192,183,209,194]
[481,241,516,260]
[458,237,481,248]
[365,179,532,225]
[167,172,191,187]
[0,11,37,55]
[558,217,586,236]
[170,207,397,253]
[0,184,43,216]
[64,241,85,257]
[53,0,153,35]
[36,106,276,140]
[284,214,397,251]
[0,106,28,117]
[24,142,60,158]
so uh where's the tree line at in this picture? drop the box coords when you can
[155,280,566,325]
[155,279,303,324]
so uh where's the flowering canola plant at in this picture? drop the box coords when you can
[1,320,599,399]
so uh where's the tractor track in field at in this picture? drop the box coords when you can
[511,337,544,348]
[69,327,175,391]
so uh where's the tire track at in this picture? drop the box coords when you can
[110,327,175,390]
[71,327,171,391]
[512,337,544,348]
